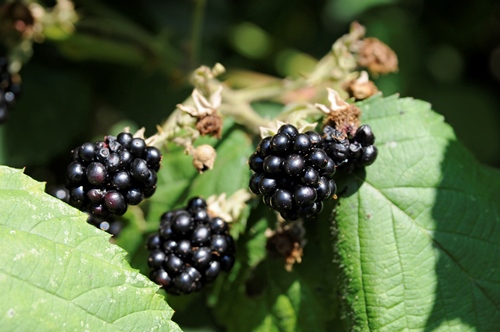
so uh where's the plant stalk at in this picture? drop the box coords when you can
[190,0,207,69]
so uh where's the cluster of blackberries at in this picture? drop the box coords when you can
[320,124,377,170]
[46,185,123,236]
[147,197,235,295]
[0,55,21,124]
[65,132,162,219]
[248,124,337,221]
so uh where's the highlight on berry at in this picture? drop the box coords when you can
[65,132,162,223]
[147,197,236,295]
[248,124,337,221]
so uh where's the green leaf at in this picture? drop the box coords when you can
[0,166,181,331]
[334,95,500,331]
[212,205,340,332]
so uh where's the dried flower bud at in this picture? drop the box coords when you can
[190,144,216,173]
[177,86,224,138]
[343,71,378,100]
[266,222,306,272]
[315,88,361,136]
[196,113,223,138]
[356,37,398,75]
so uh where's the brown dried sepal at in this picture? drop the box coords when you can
[266,223,305,272]
[357,37,398,75]
[343,77,378,101]
[323,104,361,137]
[196,113,223,139]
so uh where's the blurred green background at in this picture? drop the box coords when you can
[1,0,500,187]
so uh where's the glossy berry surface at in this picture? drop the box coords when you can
[248,124,337,220]
[147,197,236,295]
[187,196,208,211]
[277,124,299,138]
[321,124,378,171]
[104,191,127,215]
[65,133,162,221]
[358,145,378,166]
[355,124,375,146]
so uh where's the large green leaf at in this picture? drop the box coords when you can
[212,203,340,332]
[0,166,181,331]
[334,95,500,331]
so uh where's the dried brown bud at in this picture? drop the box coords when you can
[191,144,216,173]
[266,222,306,272]
[356,37,398,75]
[196,113,223,138]
[324,104,361,137]
[316,88,361,136]
[343,71,378,100]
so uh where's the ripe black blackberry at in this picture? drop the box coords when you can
[65,133,162,218]
[147,197,236,295]
[248,124,337,221]
[0,54,21,124]
[46,185,123,236]
[321,124,378,171]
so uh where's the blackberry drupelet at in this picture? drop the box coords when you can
[0,54,21,124]
[321,124,378,170]
[248,124,337,221]
[46,185,123,236]
[65,133,162,219]
[146,197,236,295]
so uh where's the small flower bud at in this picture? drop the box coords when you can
[191,144,216,173]
[343,71,378,100]
[356,37,399,75]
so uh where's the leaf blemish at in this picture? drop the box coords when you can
[386,141,397,148]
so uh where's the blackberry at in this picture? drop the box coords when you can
[321,124,378,170]
[47,184,125,236]
[0,55,21,124]
[65,133,162,219]
[248,124,337,220]
[146,197,236,295]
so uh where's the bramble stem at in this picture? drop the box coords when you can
[190,0,207,69]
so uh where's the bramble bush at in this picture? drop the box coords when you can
[1,1,499,331]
